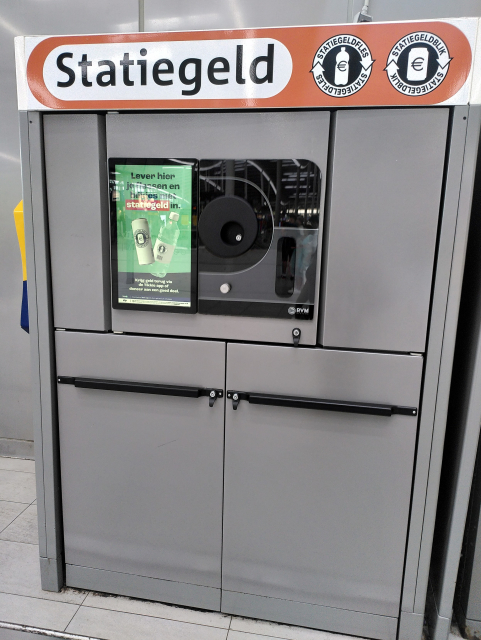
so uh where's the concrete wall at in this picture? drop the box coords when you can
[2,0,481,458]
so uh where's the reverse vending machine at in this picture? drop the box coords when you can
[15,18,481,640]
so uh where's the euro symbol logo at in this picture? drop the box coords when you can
[337,61,348,71]
[411,56,425,71]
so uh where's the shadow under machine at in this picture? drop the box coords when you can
[17,18,481,640]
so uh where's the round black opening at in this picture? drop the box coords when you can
[198,195,258,258]
[220,221,244,246]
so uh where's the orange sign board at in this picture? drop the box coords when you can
[15,19,478,111]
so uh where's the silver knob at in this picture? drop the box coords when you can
[220,283,231,294]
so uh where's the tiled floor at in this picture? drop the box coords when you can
[0,455,461,640]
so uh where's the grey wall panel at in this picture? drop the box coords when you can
[56,331,225,594]
[223,343,422,618]
[0,0,138,453]
[145,0,481,33]
[320,108,449,354]
[144,0,350,31]
[44,114,110,331]
[355,0,481,22]
[107,111,330,346]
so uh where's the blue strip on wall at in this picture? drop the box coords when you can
[21,280,29,333]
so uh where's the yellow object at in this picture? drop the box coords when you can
[14,200,27,281]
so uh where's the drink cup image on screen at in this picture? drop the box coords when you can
[132,218,155,265]
[153,212,180,277]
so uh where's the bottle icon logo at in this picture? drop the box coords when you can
[335,47,350,86]
[407,47,429,81]
[311,35,374,97]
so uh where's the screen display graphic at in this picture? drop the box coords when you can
[110,159,197,313]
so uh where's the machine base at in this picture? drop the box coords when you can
[65,564,221,611]
[221,590,398,640]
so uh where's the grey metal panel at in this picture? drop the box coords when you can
[56,331,225,593]
[426,581,452,640]
[38,556,62,593]
[422,107,481,640]
[221,591,397,640]
[0,0,138,455]
[398,611,425,640]
[44,114,111,331]
[320,108,449,353]
[144,0,350,31]
[410,107,481,620]
[461,454,481,622]
[66,564,220,611]
[20,112,63,591]
[400,107,472,618]
[107,111,330,346]
[454,439,481,625]
[223,343,422,618]
[19,112,47,559]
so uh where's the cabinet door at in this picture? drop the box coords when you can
[320,108,448,353]
[56,332,225,603]
[223,343,422,617]
[44,114,111,331]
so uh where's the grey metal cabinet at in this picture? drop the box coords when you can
[44,114,111,332]
[55,331,225,610]
[320,108,449,353]
[222,343,423,631]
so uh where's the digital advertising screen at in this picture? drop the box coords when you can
[110,158,197,313]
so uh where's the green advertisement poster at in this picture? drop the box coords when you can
[110,160,196,311]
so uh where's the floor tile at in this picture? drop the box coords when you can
[0,540,87,605]
[228,633,287,640]
[0,458,35,474]
[0,592,78,631]
[0,504,38,544]
[84,591,231,628]
[0,501,27,533]
[230,617,350,640]
[67,606,229,640]
[0,470,36,504]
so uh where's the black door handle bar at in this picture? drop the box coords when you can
[58,376,223,407]
[226,390,417,417]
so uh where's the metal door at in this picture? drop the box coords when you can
[56,331,225,609]
[320,108,449,353]
[223,343,423,618]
